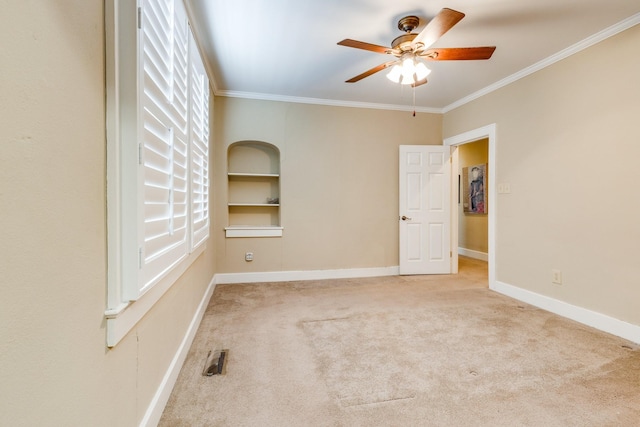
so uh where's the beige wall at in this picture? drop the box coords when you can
[0,1,216,425]
[214,98,442,272]
[458,139,489,254]
[444,24,640,326]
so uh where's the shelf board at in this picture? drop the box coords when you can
[228,203,280,207]
[228,172,279,178]
[225,226,283,238]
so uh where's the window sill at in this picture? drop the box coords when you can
[105,243,206,347]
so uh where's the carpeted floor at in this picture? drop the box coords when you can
[159,257,640,426]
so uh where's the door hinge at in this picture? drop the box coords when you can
[450,251,452,257]
[137,7,142,29]
[138,143,143,164]
[138,247,143,269]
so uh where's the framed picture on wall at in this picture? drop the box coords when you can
[462,163,487,214]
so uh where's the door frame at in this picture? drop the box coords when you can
[443,124,496,288]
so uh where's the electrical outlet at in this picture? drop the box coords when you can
[552,269,562,285]
[245,252,253,262]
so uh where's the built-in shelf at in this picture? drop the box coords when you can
[227,141,281,238]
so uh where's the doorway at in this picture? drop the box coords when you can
[457,139,489,262]
[444,124,496,289]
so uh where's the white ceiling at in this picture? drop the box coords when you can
[185,0,640,112]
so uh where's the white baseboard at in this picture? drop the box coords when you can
[492,280,640,344]
[458,247,488,262]
[216,265,400,285]
[140,274,217,427]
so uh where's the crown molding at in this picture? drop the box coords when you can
[443,13,640,113]
[213,89,443,114]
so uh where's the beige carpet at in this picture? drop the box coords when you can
[160,257,640,426]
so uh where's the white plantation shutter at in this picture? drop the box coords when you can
[189,29,210,250]
[132,0,204,298]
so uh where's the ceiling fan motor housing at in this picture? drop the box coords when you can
[397,15,420,33]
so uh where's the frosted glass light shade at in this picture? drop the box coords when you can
[415,62,431,81]
[400,57,415,84]
[386,64,402,83]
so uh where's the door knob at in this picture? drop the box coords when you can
[401,215,412,221]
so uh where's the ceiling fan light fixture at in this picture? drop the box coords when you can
[387,56,431,85]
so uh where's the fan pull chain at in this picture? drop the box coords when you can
[412,86,416,117]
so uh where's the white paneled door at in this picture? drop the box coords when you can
[399,145,451,275]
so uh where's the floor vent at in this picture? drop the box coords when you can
[202,349,228,376]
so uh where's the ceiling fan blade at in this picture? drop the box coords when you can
[338,39,393,54]
[412,8,465,50]
[420,46,496,61]
[345,61,397,83]
[411,78,428,88]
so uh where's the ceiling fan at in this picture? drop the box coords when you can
[337,8,496,87]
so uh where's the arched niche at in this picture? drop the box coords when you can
[225,141,282,237]
[228,141,280,175]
